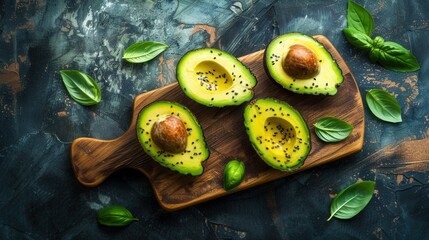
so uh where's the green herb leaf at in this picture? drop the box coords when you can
[347,0,374,36]
[60,70,101,106]
[366,89,402,123]
[123,41,169,63]
[343,28,373,51]
[97,205,139,227]
[327,181,375,221]
[313,117,353,143]
[223,160,245,191]
[376,41,420,72]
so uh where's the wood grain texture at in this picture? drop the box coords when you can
[70,35,365,211]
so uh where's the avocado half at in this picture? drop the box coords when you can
[264,33,344,95]
[137,101,209,176]
[176,48,257,107]
[244,98,311,171]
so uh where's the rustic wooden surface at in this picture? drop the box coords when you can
[71,35,365,210]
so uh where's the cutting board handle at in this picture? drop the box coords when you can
[70,130,148,187]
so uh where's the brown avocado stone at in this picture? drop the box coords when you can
[137,101,209,176]
[151,115,187,153]
[243,98,311,171]
[283,44,319,79]
[265,33,344,95]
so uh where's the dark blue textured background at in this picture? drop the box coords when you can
[1,0,428,239]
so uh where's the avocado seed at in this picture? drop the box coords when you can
[151,115,188,153]
[283,44,319,79]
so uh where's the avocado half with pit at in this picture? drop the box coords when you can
[265,33,344,95]
[244,98,311,171]
[176,48,257,107]
[137,101,209,176]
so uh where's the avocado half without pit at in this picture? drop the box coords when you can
[137,101,209,176]
[176,48,257,107]
[244,98,311,171]
[265,32,344,95]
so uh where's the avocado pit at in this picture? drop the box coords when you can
[151,115,188,153]
[283,44,319,79]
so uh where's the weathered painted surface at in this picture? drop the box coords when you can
[1,0,428,239]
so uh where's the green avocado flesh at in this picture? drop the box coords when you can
[176,48,257,107]
[244,98,311,171]
[265,33,344,95]
[137,101,209,176]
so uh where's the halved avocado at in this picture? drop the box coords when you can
[176,48,257,107]
[265,33,344,95]
[137,101,209,175]
[244,98,311,171]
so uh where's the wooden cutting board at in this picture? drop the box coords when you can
[70,35,364,211]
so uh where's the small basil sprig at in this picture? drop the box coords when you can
[97,205,139,227]
[313,117,353,143]
[123,41,169,63]
[344,0,420,72]
[328,181,375,221]
[223,160,245,191]
[60,70,101,106]
[366,89,402,123]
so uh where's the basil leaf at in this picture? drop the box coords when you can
[366,89,402,123]
[123,41,169,63]
[327,181,375,221]
[60,70,101,106]
[376,41,420,72]
[313,117,353,143]
[223,160,245,191]
[347,0,374,36]
[97,205,139,227]
[343,28,373,51]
